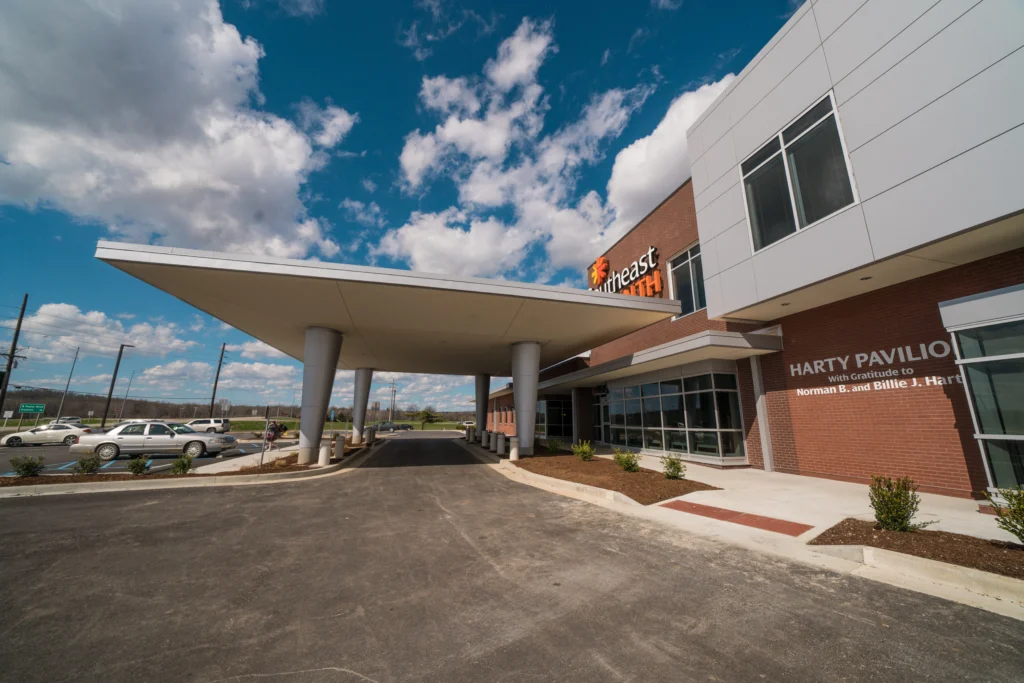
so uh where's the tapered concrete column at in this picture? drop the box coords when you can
[511,341,541,456]
[351,367,373,445]
[475,374,490,443]
[298,327,343,464]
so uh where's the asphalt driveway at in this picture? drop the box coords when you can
[0,433,1021,682]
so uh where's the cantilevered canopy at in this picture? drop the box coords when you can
[95,242,680,376]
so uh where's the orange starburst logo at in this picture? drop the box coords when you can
[590,256,609,286]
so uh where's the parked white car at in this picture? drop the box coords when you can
[186,418,231,433]
[1,423,95,447]
[71,422,237,460]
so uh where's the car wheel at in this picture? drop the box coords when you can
[206,428,217,433]
[185,441,205,458]
[63,435,77,446]
[389,427,395,433]
[6,436,22,447]
[96,443,119,461]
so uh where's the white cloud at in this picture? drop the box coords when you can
[385,18,685,278]
[225,340,288,360]
[399,2,498,62]
[340,199,385,228]
[375,209,531,277]
[276,0,325,16]
[297,99,359,148]
[601,49,611,66]
[606,75,734,229]
[361,178,377,193]
[651,0,681,9]
[0,0,353,259]
[189,315,205,333]
[484,18,556,92]
[2,303,198,362]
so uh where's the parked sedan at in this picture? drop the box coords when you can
[71,421,237,460]
[1,423,95,447]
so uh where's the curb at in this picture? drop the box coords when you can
[815,544,1024,608]
[0,445,379,499]
[498,459,642,506]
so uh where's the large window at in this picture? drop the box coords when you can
[597,372,744,460]
[669,245,706,318]
[956,319,1024,489]
[536,397,573,438]
[741,93,856,251]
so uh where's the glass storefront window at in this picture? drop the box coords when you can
[685,393,716,429]
[714,373,738,390]
[965,360,1024,436]
[715,392,743,430]
[684,375,712,392]
[625,399,643,427]
[610,401,625,426]
[985,441,1024,489]
[597,372,744,462]
[643,397,662,427]
[609,388,624,402]
[720,432,745,458]
[665,430,687,452]
[660,394,684,429]
[689,431,720,456]
[958,319,1024,359]
[660,379,682,394]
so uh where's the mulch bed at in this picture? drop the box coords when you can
[0,453,332,487]
[810,518,1024,580]
[514,454,718,505]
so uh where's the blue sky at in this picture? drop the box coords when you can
[0,0,796,411]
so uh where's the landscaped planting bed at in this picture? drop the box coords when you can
[810,518,1024,580]
[514,454,718,505]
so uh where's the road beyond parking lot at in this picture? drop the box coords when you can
[0,433,1021,682]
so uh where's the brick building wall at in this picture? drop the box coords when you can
[487,393,516,436]
[754,248,1024,498]
[589,180,754,366]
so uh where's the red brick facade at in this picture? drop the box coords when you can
[743,248,1024,498]
[589,181,754,366]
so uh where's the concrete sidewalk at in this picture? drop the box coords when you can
[596,450,1016,544]
[193,445,297,473]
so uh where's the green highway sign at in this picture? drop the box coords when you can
[19,403,45,414]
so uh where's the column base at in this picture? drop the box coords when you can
[297,447,315,464]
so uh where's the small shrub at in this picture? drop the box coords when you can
[612,447,640,473]
[170,454,194,475]
[869,475,934,532]
[71,454,102,475]
[572,440,595,462]
[661,452,685,480]
[987,487,1024,544]
[125,456,150,475]
[547,438,564,453]
[10,455,45,477]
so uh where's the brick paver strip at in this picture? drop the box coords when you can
[661,500,814,537]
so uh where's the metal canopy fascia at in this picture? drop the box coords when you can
[531,330,784,393]
[94,241,680,376]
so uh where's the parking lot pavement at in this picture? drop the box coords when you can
[1,434,1022,682]
[0,442,269,475]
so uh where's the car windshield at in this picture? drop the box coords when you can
[169,424,195,434]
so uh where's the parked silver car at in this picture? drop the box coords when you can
[71,421,237,461]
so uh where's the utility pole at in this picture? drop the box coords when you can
[388,379,396,421]
[209,342,226,418]
[100,344,133,430]
[55,347,80,420]
[0,293,28,415]
[117,370,135,420]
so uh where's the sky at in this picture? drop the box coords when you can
[0,0,798,412]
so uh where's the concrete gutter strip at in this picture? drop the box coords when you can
[498,459,641,506]
[0,444,379,498]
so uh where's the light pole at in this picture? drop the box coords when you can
[117,370,136,420]
[100,344,133,430]
[55,347,80,421]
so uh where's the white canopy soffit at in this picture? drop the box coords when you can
[94,242,680,376]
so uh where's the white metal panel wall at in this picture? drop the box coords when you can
[683,0,1024,319]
